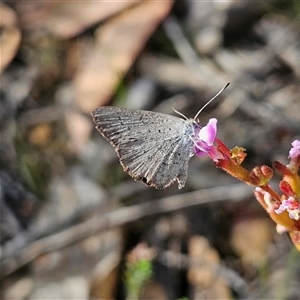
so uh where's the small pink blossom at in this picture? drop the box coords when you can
[194,118,221,160]
[289,140,300,161]
[275,197,300,221]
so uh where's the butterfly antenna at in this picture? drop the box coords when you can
[194,82,230,121]
[173,108,189,120]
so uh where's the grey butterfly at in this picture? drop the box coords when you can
[92,106,198,189]
[91,84,229,189]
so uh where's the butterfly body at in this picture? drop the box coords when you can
[92,106,200,189]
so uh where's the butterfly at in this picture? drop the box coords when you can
[91,83,229,189]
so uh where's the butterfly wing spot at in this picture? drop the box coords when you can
[127,137,138,143]
[141,177,148,184]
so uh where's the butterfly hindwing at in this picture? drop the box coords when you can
[92,106,195,188]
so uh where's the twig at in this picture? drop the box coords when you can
[163,15,226,88]
[0,183,253,278]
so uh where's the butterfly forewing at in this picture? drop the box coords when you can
[92,106,195,189]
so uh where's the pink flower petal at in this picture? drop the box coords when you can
[289,140,300,160]
[198,118,217,146]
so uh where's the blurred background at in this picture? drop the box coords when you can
[1,1,300,299]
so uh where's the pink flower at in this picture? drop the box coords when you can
[275,197,300,221]
[289,140,300,161]
[193,118,222,161]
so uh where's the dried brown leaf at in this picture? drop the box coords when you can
[65,110,93,155]
[15,1,140,39]
[188,235,232,299]
[230,217,274,267]
[0,3,21,73]
[74,0,173,113]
